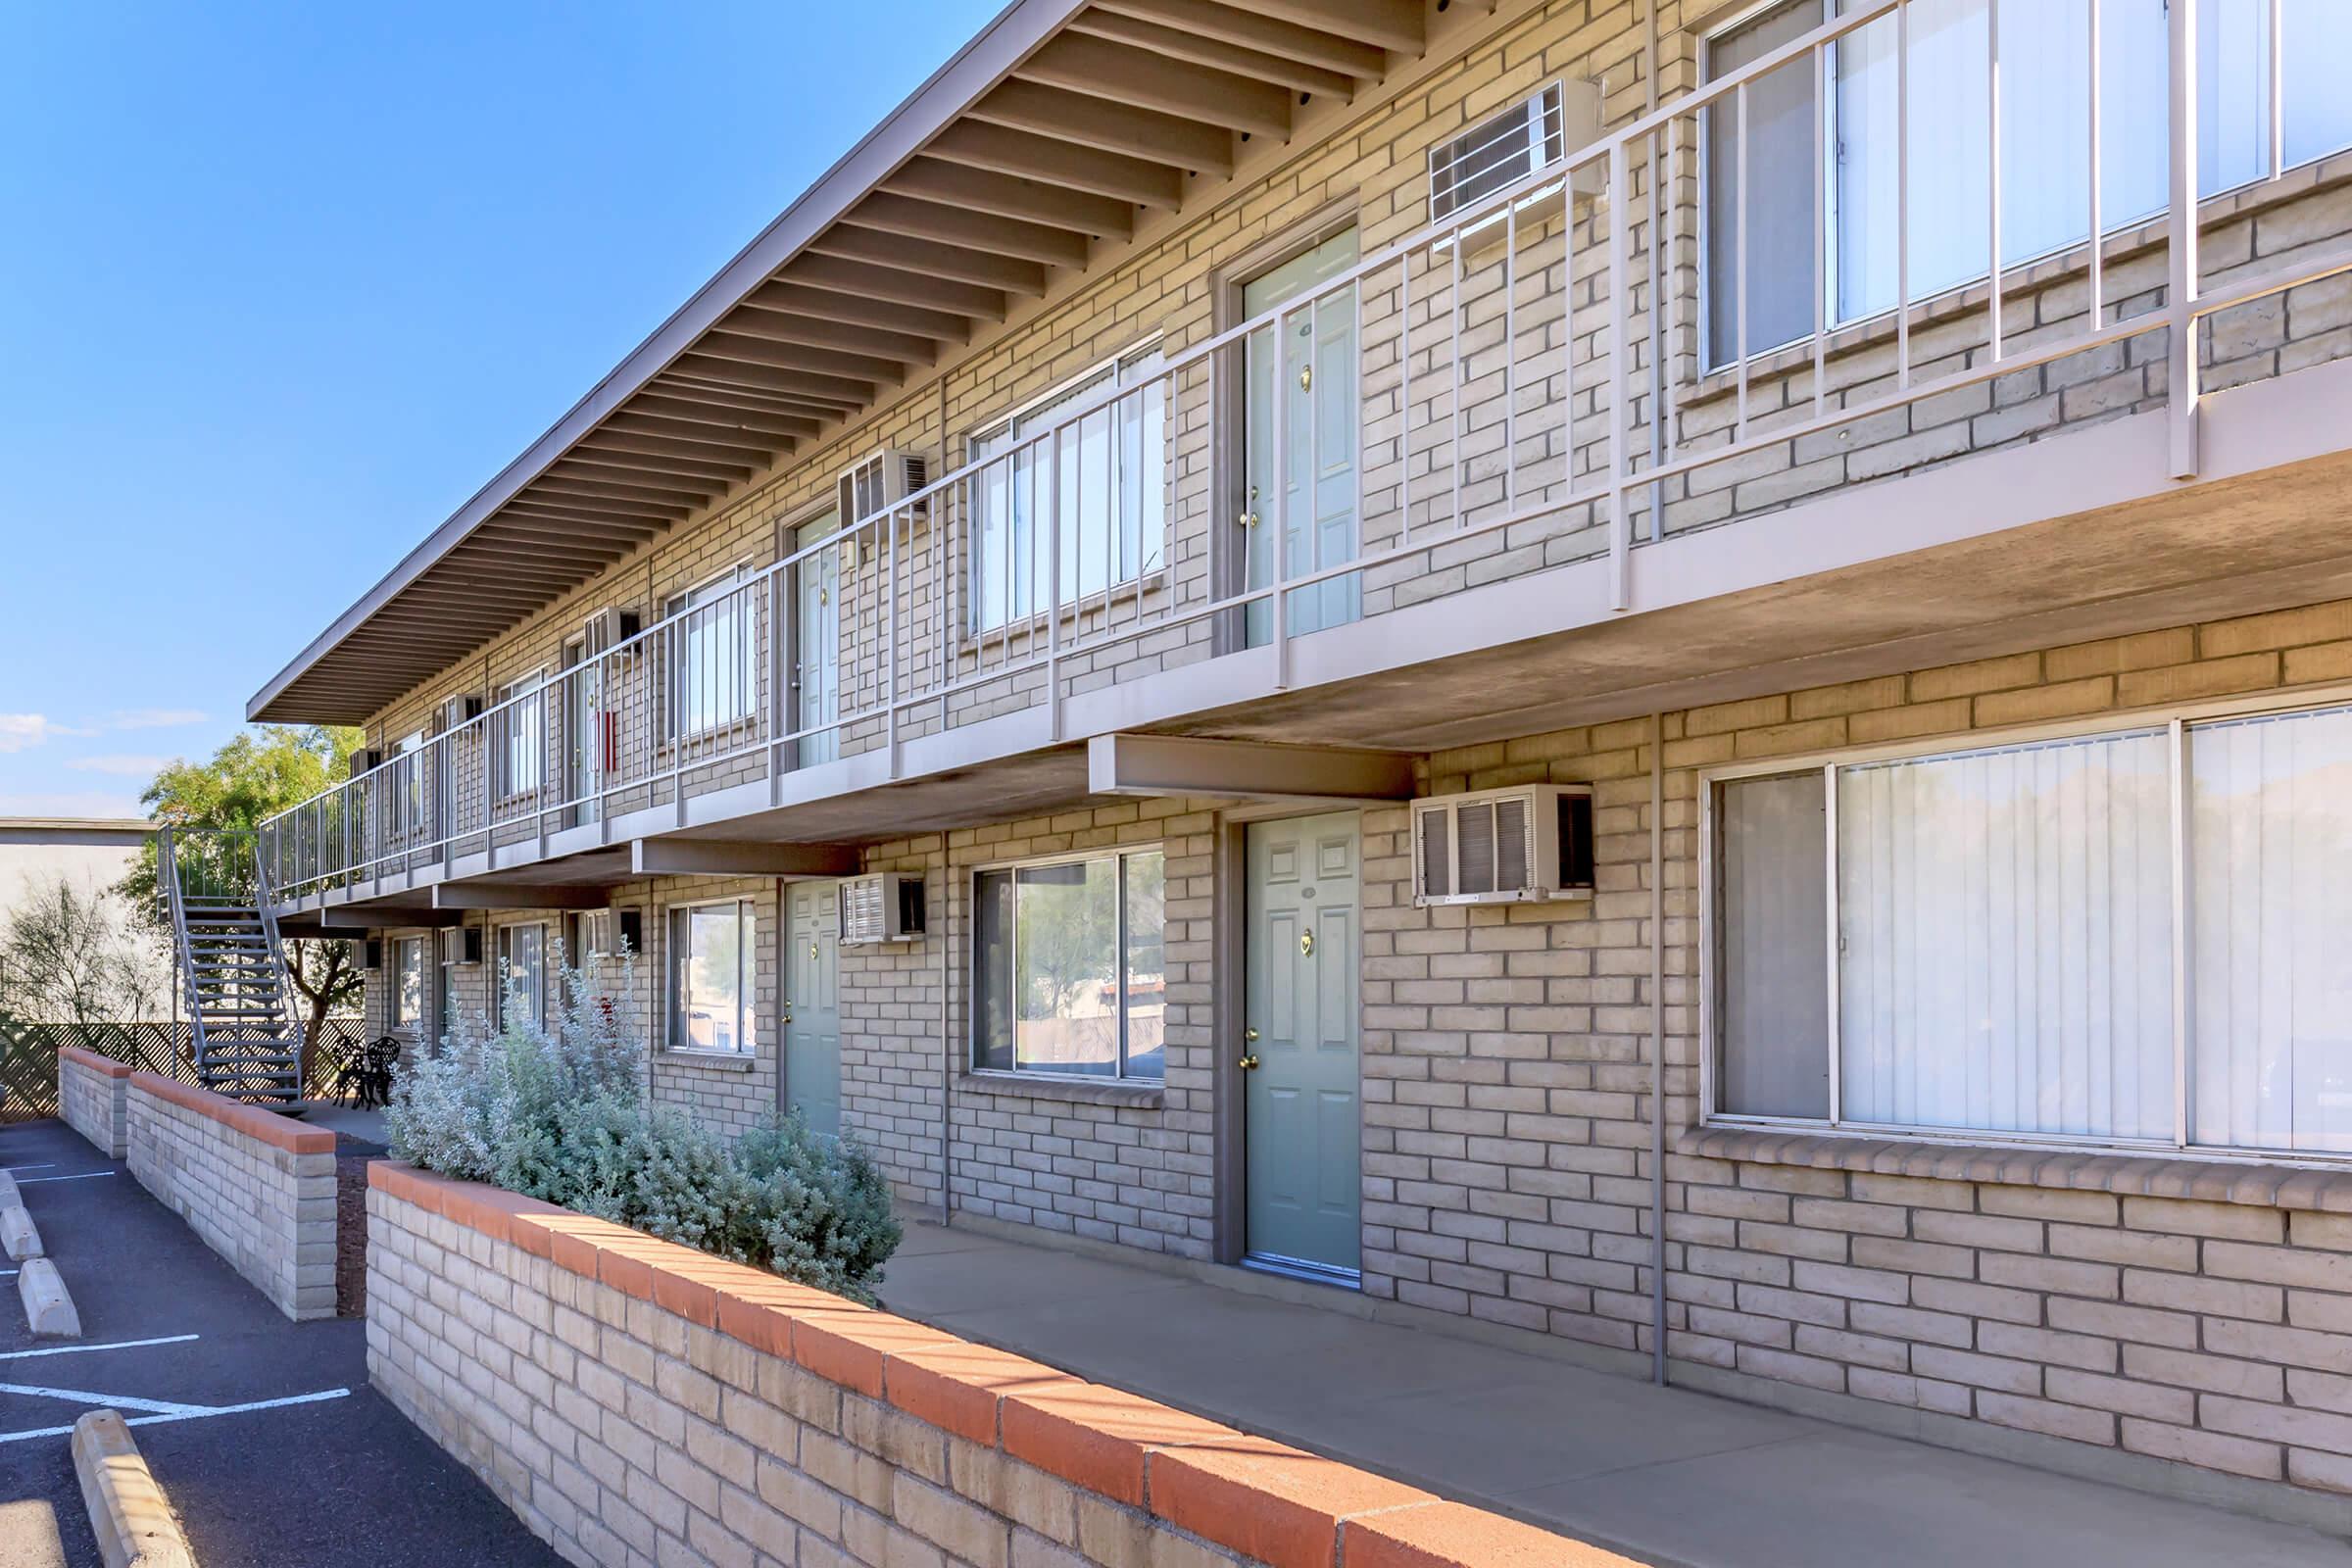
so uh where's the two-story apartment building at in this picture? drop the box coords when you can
[242,0,2352,1532]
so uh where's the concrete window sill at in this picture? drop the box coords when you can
[1680,1124,2352,1213]
[656,1050,757,1073]
[958,1071,1164,1109]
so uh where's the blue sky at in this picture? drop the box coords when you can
[0,0,1003,818]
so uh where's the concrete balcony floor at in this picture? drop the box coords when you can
[878,1217,2350,1568]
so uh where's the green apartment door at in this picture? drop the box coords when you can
[1243,811,1361,1280]
[782,880,841,1138]
[1244,227,1360,647]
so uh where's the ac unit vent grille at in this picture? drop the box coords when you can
[1494,797,1529,892]
[839,872,925,946]
[1418,808,1450,902]
[1431,83,1566,223]
[837,450,929,527]
[1458,802,1496,895]
[1410,785,1594,906]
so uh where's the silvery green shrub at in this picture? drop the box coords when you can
[385,950,901,1301]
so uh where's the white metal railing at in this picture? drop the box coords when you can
[260,0,2352,903]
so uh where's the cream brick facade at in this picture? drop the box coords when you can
[125,1074,338,1320]
[57,1047,128,1160]
[307,0,2352,1527]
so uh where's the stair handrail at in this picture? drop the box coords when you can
[156,827,211,1076]
[250,837,308,1062]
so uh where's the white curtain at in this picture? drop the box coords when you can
[1831,0,2352,325]
[2189,705,2352,1153]
[1838,730,2174,1140]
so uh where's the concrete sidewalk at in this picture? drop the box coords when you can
[0,1117,557,1568]
[877,1217,2352,1568]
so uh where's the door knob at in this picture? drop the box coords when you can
[1239,511,1259,529]
[1245,1027,1259,1042]
[1238,1054,1260,1070]
[782,1009,794,1025]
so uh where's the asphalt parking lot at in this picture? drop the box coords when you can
[0,1116,561,1568]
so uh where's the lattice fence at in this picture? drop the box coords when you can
[0,1014,368,1121]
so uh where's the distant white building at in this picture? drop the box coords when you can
[0,817,152,920]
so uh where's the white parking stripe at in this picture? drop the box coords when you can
[0,1335,200,1361]
[15,1171,116,1184]
[0,1380,206,1417]
[0,1165,55,1173]
[0,1388,352,1445]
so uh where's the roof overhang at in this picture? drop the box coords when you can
[249,0,1425,725]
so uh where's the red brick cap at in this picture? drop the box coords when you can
[57,1046,131,1080]
[129,1071,333,1153]
[370,1162,1615,1568]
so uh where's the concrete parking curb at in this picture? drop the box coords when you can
[73,1409,196,1568]
[0,1201,40,1259]
[19,1256,80,1337]
[0,1169,20,1207]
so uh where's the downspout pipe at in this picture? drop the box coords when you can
[1650,709,1668,1386]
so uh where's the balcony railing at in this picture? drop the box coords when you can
[260,0,2352,904]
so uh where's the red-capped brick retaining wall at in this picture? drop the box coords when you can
[127,1072,337,1320]
[368,1161,1617,1568]
[57,1046,130,1159]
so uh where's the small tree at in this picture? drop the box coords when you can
[122,724,367,1074]
[0,873,167,1025]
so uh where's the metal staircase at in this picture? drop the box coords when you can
[160,828,304,1108]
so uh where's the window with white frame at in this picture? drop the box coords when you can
[972,848,1165,1080]
[966,343,1166,634]
[390,936,427,1034]
[664,564,758,737]
[436,926,465,1039]
[670,898,754,1054]
[1703,0,2352,368]
[496,922,548,1032]
[497,672,546,797]
[1709,696,2352,1158]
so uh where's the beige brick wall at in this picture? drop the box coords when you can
[329,1,2352,871]
[127,1077,337,1320]
[858,796,1219,1250]
[1394,592,2352,1505]
[58,1050,126,1160]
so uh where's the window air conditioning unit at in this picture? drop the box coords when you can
[438,694,482,731]
[449,926,484,967]
[593,608,642,652]
[570,908,612,960]
[615,907,644,955]
[349,748,385,779]
[1411,784,1595,907]
[363,939,383,971]
[837,449,929,526]
[838,873,925,946]
[1429,79,1604,239]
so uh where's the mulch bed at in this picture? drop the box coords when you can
[333,1132,387,1318]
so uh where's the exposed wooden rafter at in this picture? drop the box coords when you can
[257,0,1419,724]
[1015,33,1292,139]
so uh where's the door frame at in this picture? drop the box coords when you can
[1209,200,1360,660]
[1210,803,1366,1269]
[776,875,841,1127]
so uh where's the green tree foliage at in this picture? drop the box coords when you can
[121,724,367,1061]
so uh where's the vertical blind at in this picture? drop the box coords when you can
[1717,700,2352,1158]
[2190,707,2352,1152]
[1837,731,2174,1141]
[1706,0,2352,366]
